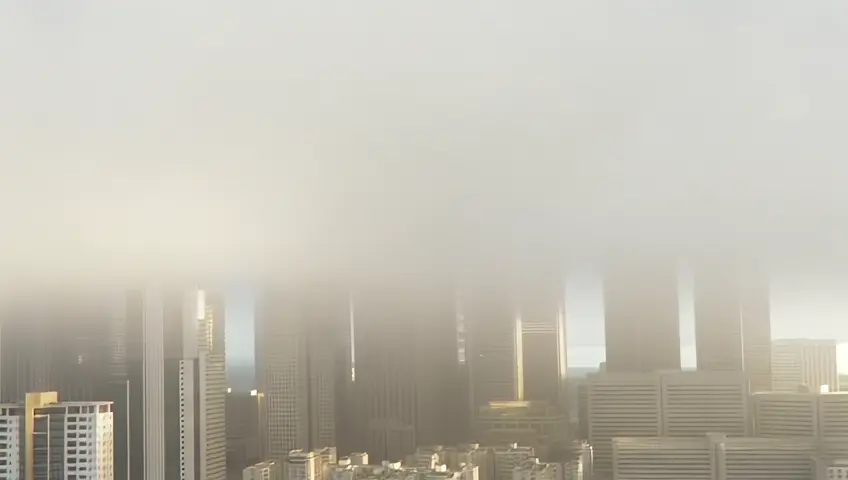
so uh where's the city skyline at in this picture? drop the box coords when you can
[226,272,848,370]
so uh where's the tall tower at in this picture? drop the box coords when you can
[518,283,567,409]
[352,287,418,462]
[694,264,744,371]
[465,285,523,409]
[741,272,773,392]
[693,263,773,392]
[255,286,348,464]
[200,292,228,480]
[124,287,216,480]
[603,260,680,373]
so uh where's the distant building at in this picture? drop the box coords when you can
[772,339,839,393]
[0,391,114,479]
[243,461,280,480]
[227,390,264,476]
[285,448,337,480]
[474,401,567,459]
[255,287,350,463]
[512,459,562,480]
[603,260,681,373]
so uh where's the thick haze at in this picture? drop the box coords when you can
[3,1,848,282]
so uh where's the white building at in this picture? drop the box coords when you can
[586,372,662,477]
[660,370,750,437]
[613,436,713,480]
[612,434,817,480]
[720,436,818,480]
[753,392,820,438]
[286,448,337,480]
[243,461,280,480]
[772,339,839,393]
[491,444,535,480]
[0,392,114,479]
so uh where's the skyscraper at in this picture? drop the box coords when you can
[124,287,225,480]
[694,265,744,371]
[603,260,680,373]
[741,273,773,392]
[352,287,419,462]
[255,286,349,463]
[465,285,523,408]
[517,283,567,409]
[693,264,773,392]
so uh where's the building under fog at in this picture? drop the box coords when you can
[772,338,839,393]
[603,260,681,373]
[255,286,351,463]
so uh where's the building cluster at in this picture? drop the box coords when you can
[242,443,588,480]
[0,288,228,480]
[0,261,844,480]
[571,262,845,480]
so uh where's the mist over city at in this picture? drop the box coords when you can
[4,1,848,480]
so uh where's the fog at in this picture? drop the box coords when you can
[3,1,848,283]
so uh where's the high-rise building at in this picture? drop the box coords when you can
[0,391,114,480]
[693,265,773,393]
[285,448,337,480]
[740,272,773,392]
[227,390,264,476]
[255,286,349,463]
[772,339,839,393]
[465,286,523,407]
[603,261,680,373]
[517,285,567,409]
[694,265,744,371]
[123,287,225,480]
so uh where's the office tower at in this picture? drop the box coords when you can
[255,286,349,463]
[411,287,465,447]
[474,401,568,457]
[517,284,567,409]
[243,461,280,480]
[586,373,662,478]
[200,292,228,480]
[740,273,773,392]
[124,287,219,480]
[693,264,774,393]
[613,436,713,480]
[465,286,523,408]
[660,371,750,437]
[227,390,264,476]
[694,265,744,371]
[603,261,680,372]
[491,444,535,480]
[352,287,419,462]
[0,392,114,480]
[772,339,839,393]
